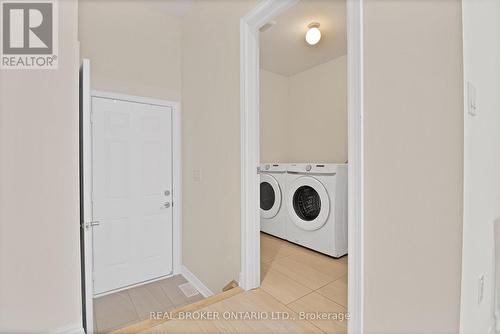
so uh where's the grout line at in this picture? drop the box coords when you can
[104,319,142,334]
[314,274,348,292]
[257,289,328,334]
[155,278,177,309]
[96,290,142,333]
[285,289,348,331]
[302,317,329,334]
[124,288,141,322]
[263,239,348,309]
[313,279,348,308]
[159,279,183,308]
[266,256,338,293]
[284,288,317,306]
[312,273,348,292]
[307,287,347,310]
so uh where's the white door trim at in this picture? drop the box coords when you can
[80,59,93,334]
[239,1,364,333]
[80,83,182,332]
[346,0,365,333]
[239,0,299,293]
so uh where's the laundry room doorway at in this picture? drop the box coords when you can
[240,0,364,333]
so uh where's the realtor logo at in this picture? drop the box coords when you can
[1,1,58,69]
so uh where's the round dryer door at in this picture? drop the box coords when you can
[260,174,282,219]
[287,176,330,231]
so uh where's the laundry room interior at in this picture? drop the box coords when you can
[259,0,349,312]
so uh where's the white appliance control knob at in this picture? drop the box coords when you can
[306,164,312,171]
[265,164,270,170]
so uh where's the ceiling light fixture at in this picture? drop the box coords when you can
[305,22,321,45]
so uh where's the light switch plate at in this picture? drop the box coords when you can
[193,169,201,182]
[467,81,477,116]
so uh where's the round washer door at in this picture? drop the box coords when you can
[260,174,282,219]
[287,176,330,231]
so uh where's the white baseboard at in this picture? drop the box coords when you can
[181,265,214,298]
[50,324,85,334]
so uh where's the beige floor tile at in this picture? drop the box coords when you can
[94,291,139,333]
[288,292,347,334]
[94,275,205,332]
[270,255,335,290]
[260,265,312,305]
[128,281,175,320]
[158,275,204,307]
[287,249,347,281]
[145,289,323,334]
[261,261,272,279]
[214,289,324,334]
[174,292,205,307]
[144,315,223,334]
[260,234,284,263]
[260,233,300,263]
[317,275,348,307]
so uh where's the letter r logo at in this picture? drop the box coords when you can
[2,2,53,54]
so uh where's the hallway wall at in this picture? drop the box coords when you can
[0,0,81,332]
[363,0,464,332]
[180,0,257,293]
[79,0,182,101]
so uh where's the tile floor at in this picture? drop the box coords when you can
[95,233,348,334]
[143,233,348,334]
[93,275,204,333]
[260,232,348,333]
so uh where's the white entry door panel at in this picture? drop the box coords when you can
[92,97,173,295]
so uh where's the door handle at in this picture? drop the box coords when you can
[81,221,100,230]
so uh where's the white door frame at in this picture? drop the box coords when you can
[239,1,364,333]
[80,81,182,332]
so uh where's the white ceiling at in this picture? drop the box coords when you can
[260,0,347,76]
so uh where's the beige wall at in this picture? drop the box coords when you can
[181,0,257,293]
[363,1,463,332]
[0,0,81,332]
[260,69,289,162]
[288,55,347,163]
[78,0,181,101]
[260,55,347,163]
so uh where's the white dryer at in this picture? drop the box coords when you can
[260,163,287,239]
[285,163,348,257]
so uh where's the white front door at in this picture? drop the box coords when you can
[92,97,173,295]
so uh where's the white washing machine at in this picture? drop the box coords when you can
[285,163,348,257]
[260,163,287,239]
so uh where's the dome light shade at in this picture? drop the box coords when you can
[306,22,321,45]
